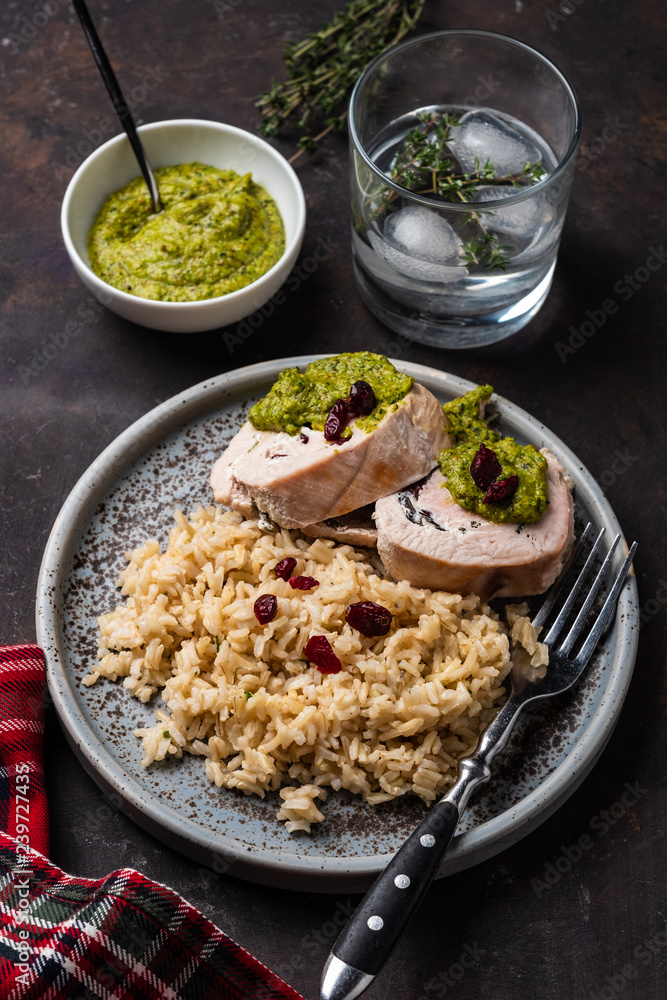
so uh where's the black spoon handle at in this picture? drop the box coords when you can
[70,0,161,211]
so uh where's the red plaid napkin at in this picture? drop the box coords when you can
[0,646,48,858]
[0,645,305,1000]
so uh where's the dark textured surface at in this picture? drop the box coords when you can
[1,1,665,998]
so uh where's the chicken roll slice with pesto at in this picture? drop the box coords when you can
[210,353,449,530]
[374,385,574,600]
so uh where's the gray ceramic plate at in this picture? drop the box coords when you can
[36,357,639,893]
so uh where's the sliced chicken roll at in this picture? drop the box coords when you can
[374,448,574,601]
[211,382,449,529]
[299,505,378,548]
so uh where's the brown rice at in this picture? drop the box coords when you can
[87,505,546,832]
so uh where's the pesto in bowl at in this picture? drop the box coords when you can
[88,163,285,302]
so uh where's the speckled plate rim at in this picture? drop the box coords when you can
[36,357,639,889]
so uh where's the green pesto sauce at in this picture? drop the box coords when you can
[439,385,549,525]
[443,384,499,446]
[249,352,414,436]
[87,163,285,302]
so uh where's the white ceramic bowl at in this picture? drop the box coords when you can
[61,119,306,333]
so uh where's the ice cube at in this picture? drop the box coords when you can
[472,185,554,238]
[369,205,465,283]
[368,230,463,283]
[448,110,543,176]
[384,204,463,264]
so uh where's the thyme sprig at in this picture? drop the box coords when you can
[256,0,425,162]
[380,111,547,271]
[460,233,513,270]
[384,112,545,205]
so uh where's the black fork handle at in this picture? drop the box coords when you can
[327,696,523,987]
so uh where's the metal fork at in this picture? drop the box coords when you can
[320,524,638,1000]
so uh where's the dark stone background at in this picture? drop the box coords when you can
[1,1,665,997]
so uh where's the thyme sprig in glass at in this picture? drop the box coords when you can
[256,0,425,162]
[379,111,547,270]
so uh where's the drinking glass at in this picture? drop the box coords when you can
[348,30,581,348]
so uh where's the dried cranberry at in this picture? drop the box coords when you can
[470,443,503,491]
[274,557,297,581]
[406,476,428,498]
[324,399,349,441]
[324,381,377,442]
[345,601,392,637]
[289,575,320,590]
[305,635,342,674]
[254,594,278,624]
[347,380,376,416]
[484,475,519,504]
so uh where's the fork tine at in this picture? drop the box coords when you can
[558,534,621,656]
[571,542,638,669]
[541,526,606,647]
[532,522,593,631]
